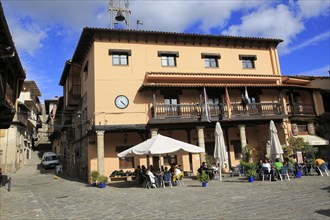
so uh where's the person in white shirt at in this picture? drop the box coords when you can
[173,165,183,182]
[262,159,271,173]
[146,169,157,188]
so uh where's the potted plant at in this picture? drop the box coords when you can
[197,170,210,187]
[98,175,108,188]
[240,160,257,182]
[90,171,100,187]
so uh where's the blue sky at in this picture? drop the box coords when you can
[2,0,329,102]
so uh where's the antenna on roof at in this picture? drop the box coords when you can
[109,0,131,29]
[136,20,143,30]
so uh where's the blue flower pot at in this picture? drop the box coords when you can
[99,182,106,188]
[202,182,207,187]
[249,176,254,183]
[91,182,97,187]
[296,170,302,178]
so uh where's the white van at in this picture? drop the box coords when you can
[41,152,59,169]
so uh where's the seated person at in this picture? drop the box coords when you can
[302,157,312,175]
[274,158,283,171]
[146,168,157,188]
[211,162,219,174]
[262,159,271,173]
[199,162,214,180]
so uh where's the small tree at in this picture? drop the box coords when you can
[283,136,318,161]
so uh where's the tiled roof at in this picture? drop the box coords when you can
[70,27,283,65]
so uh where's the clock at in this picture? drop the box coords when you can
[115,95,129,109]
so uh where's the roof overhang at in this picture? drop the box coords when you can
[23,80,41,96]
[297,135,329,146]
[282,76,311,85]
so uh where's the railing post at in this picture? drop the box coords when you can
[153,93,157,119]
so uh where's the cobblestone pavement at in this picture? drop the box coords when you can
[1,150,330,220]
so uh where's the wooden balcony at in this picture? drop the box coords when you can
[150,102,285,123]
[68,85,81,106]
[287,103,315,117]
[12,112,28,127]
[4,82,15,107]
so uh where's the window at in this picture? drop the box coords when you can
[242,58,254,69]
[116,146,134,169]
[239,55,257,69]
[161,55,176,66]
[204,57,218,68]
[112,54,128,65]
[119,157,134,169]
[158,51,179,67]
[109,49,131,66]
[163,155,177,166]
[201,53,220,68]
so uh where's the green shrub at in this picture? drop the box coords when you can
[197,170,210,183]
[91,171,100,183]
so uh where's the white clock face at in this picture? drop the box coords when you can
[115,95,129,109]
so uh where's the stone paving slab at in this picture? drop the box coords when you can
[1,151,330,219]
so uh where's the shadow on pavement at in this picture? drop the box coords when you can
[315,209,330,217]
[107,181,142,188]
[321,186,330,193]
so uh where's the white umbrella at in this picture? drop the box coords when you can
[214,121,228,181]
[118,134,204,158]
[269,120,283,161]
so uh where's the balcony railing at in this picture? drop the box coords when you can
[286,103,315,116]
[229,102,284,117]
[13,112,28,126]
[151,102,284,122]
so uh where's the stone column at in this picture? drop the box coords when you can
[238,125,247,160]
[150,128,158,138]
[96,131,105,176]
[196,126,206,163]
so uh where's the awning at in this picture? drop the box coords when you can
[297,135,329,146]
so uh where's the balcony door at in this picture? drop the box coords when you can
[164,95,179,117]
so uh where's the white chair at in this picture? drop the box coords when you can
[261,167,272,182]
[163,172,172,188]
[55,165,62,175]
[278,166,290,181]
[176,175,184,187]
[316,165,330,177]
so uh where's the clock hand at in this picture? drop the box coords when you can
[121,101,126,105]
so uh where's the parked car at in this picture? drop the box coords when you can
[41,152,59,169]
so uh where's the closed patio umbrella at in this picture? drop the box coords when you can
[269,120,283,161]
[214,121,228,181]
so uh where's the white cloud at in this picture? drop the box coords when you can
[7,18,47,56]
[222,4,304,54]
[297,0,330,19]
[295,65,330,76]
[285,31,330,55]
[129,0,267,33]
